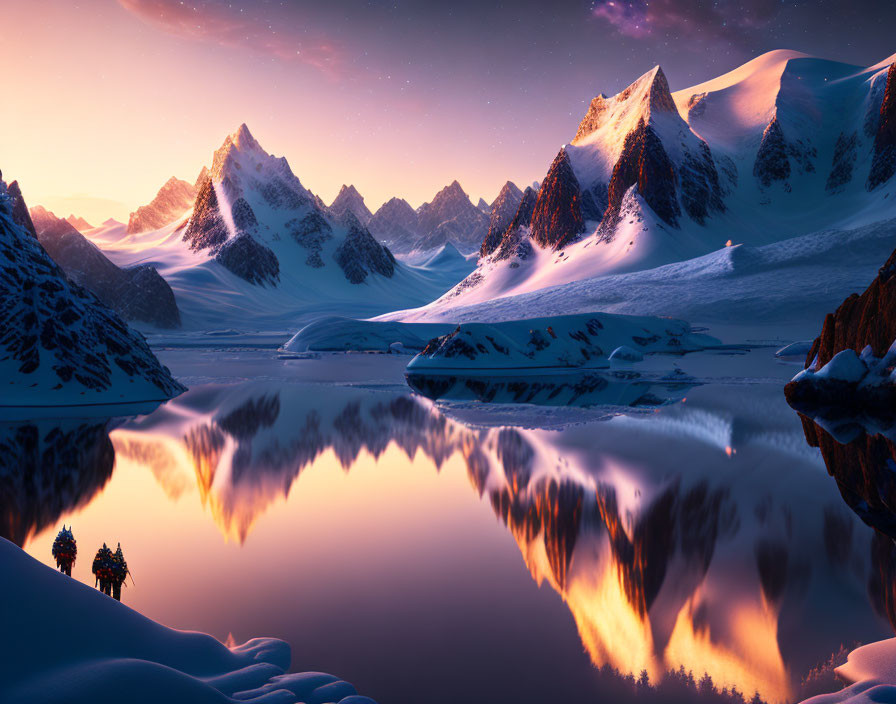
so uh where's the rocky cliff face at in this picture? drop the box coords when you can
[480,181,523,256]
[6,181,36,238]
[0,178,185,402]
[328,184,372,225]
[333,214,396,283]
[367,197,420,252]
[753,117,792,188]
[530,150,586,249]
[492,186,538,261]
[31,206,181,328]
[868,63,896,190]
[802,245,896,369]
[603,119,680,229]
[128,176,197,234]
[183,176,279,286]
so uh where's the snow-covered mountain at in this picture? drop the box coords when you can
[29,205,181,329]
[421,51,896,315]
[0,178,184,405]
[413,180,489,254]
[480,180,524,256]
[367,197,421,252]
[95,125,476,330]
[127,176,198,234]
[327,184,372,225]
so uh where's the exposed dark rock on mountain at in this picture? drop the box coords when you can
[677,142,725,224]
[328,184,372,225]
[604,119,681,229]
[333,216,396,284]
[415,180,489,252]
[0,179,185,400]
[868,63,896,190]
[492,186,537,261]
[127,177,197,234]
[216,234,280,286]
[753,117,791,188]
[826,132,859,192]
[530,150,586,249]
[184,176,279,286]
[31,206,181,328]
[803,245,896,369]
[368,197,420,252]
[287,211,332,268]
[6,181,36,238]
[476,197,490,213]
[480,181,523,256]
[183,178,229,251]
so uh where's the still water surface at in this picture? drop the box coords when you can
[4,349,893,704]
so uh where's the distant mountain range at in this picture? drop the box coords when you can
[29,204,181,328]
[362,179,522,255]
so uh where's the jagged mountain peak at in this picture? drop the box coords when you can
[231,123,262,152]
[440,180,469,200]
[329,184,372,224]
[572,65,676,147]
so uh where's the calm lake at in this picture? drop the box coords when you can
[4,347,892,704]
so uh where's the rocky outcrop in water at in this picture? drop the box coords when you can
[803,245,896,369]
[127,176,197,234]
[868,63,896,190]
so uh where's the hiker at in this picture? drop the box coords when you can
[51,525,77,576]
[92,543,114,596]
[110,543,130,602]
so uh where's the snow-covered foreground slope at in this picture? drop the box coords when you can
[382,216,896,339]
[436,50,896,312]
[93,127,473,331]
[0,538,374,704]
[802,641,896,704]
[0,180,185,407]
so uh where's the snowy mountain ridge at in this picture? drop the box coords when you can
[415,50,896,316]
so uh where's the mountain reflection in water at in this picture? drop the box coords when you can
[8,379,895,703]
[0,419,114,546]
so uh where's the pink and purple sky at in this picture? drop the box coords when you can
[1,0,892,223]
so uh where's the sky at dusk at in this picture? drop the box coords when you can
[2,0,895,222]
